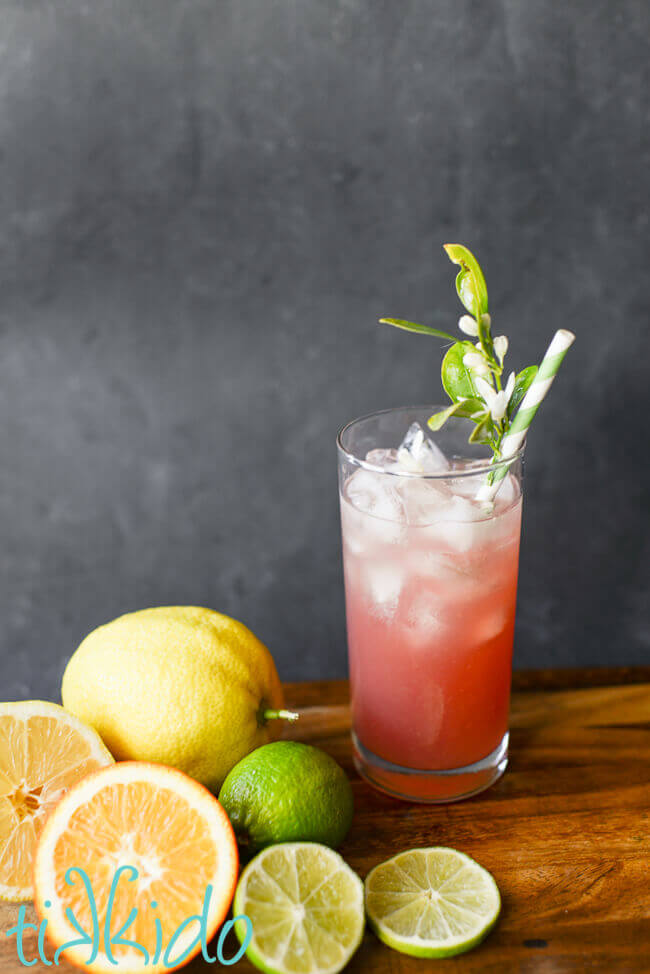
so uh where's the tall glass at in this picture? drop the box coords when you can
[337,406,523,802]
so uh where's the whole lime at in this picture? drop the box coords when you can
[219,741,354,854]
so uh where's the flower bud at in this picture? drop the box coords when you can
[493,335,508,365]
[463,352,491,376]
[458,315,479,337]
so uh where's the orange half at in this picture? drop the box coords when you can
[0,700,114,901]
[34,762,239,973]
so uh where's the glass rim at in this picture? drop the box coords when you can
[336,405,525,480]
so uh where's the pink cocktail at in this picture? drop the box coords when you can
[337,407,523,802]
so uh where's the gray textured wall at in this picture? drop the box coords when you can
[1,0,648,700]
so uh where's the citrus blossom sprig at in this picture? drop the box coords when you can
[380,244,542,460]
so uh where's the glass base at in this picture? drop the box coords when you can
[352,732,509,804]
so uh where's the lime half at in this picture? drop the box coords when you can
[234,842,365,974]
[365,847,500,958]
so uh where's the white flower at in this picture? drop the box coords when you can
[462,351,491,377]
[474,371,516,422]
[493,335,508,366]
[458,315,479,337]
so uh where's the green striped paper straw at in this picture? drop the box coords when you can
[476,328,575,502]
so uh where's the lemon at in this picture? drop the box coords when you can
[365,847,500,958]
[61,606,294,792]
[219,741,354,854]
[0,701,113,901]
[234,843,365,974]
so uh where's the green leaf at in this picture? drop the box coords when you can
[455,269,479,319]
[454,396,486,419]
[428,396,486,432]
[469,415,493,445]
[444,244,489,319]
[507,365,538,419]
[379,318,456,341]
[477,314,495,361]
[427,400,467,431]
[441,341,479,402]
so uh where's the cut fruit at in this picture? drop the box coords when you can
[233,842,365,974]
[365,847,500,958]
[33,762,239,973]
[0,700,114,901]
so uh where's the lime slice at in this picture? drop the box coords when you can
[234,842,365,974]
[365,847,500,958]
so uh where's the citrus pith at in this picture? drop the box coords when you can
[0,700,113,901]
[234,842,365,974]
[365,847,500,958]
[33,761,239,973]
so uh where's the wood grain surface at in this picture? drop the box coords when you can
[2,668,650,973]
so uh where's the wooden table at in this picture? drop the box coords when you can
[2,667,650,973]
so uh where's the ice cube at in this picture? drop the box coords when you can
[422,494,492,552]
[409,548,472,583]
[398,477,452,526]
[365,447,399,470]
[492,472,519,509]
[473,604,510,643]
[364,561,404,615]
[452,466,520,509]
[339,502,366,555]
[404,589,445,644]
[346,469,404,519]
[344,470,406,544]
[396,422,449,474]
[448,474,486,500]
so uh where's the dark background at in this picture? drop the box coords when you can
[1,1,648,700]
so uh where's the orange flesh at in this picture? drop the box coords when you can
[52,782,220,960]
